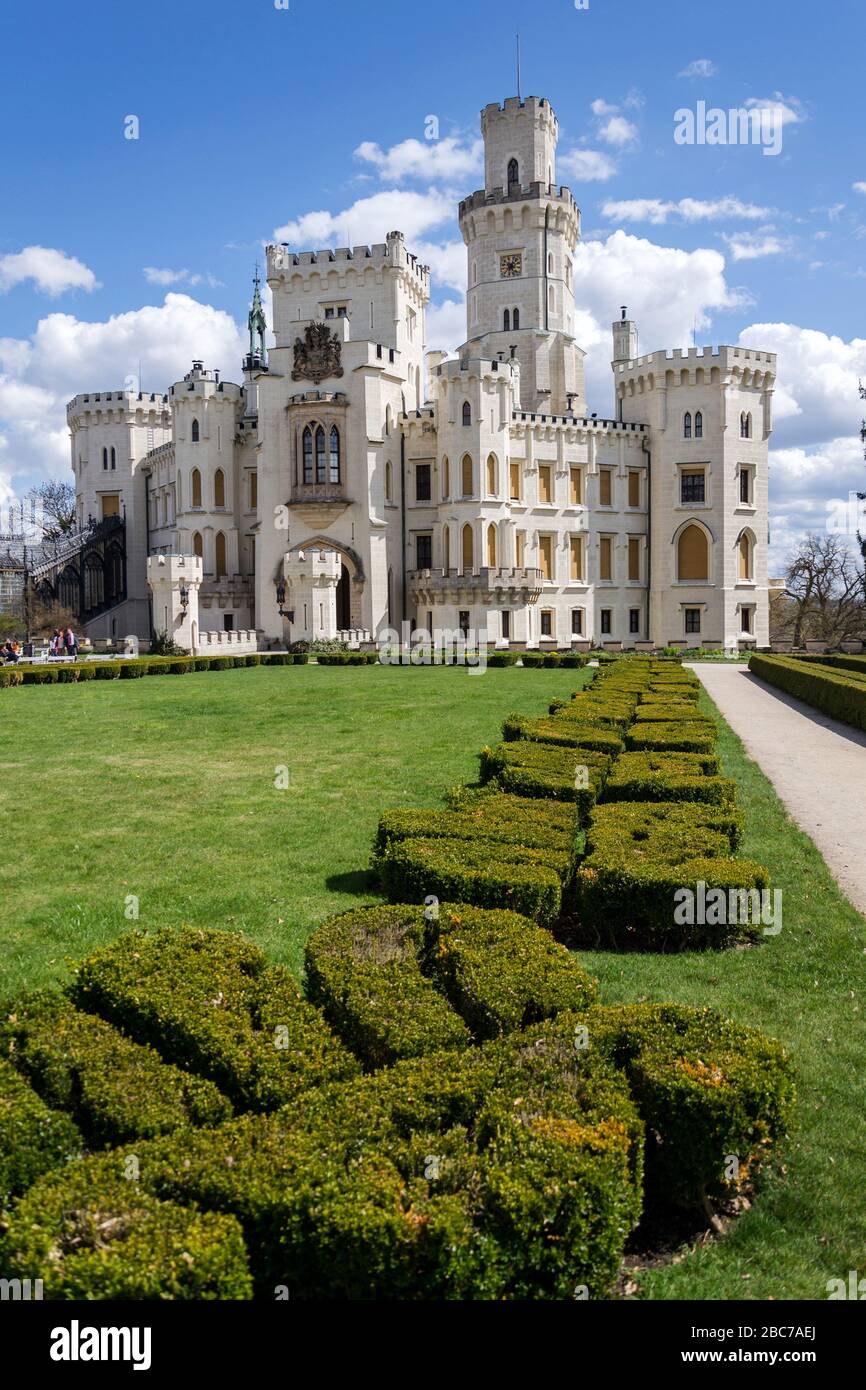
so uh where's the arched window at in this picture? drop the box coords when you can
[461,523,474,573]
[740,412,751,439]
[462,401,471,427]
[461,454,473,497]
[85,554,105,611]
[303,426,313,484]
[191,468,202,508]
[684,412,692,439]
[329,426,340,484]
[110,447,116,471]
[191,418,200,443]
[385,405,392,435]
[442,523,450,571]
[507,158,519,186]
[441,456,450,499]
[215,531,227,578]
[486,522,497,567]
[512,307,520,330]
[486,454,497,496]
[214,468,226,508]
[503,309,510,331]
[385,460,393,502]
[738,531,754,581]
[677,524,709,582]
[105,543,123,601]
[695,411,703,439]
[192,531,203,559]
[315,425,326,483]
[102,448,108,471]
[548,252,554,274]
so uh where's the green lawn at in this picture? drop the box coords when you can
[1,663,863,1301]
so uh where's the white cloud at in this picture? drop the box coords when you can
[853,182,866,195]
[426,298,466,356]
[142,267,223,289]
[744,93,806,128]
[722,231,791,261]
[678,59,717,78]
[559,149,618,182]
[273,189,454,248]
[0,294,245,495]
[602,196,772,226]
[354,136,482,184]
[414,240,465,294]
[597,115,639,147]
[0,247,98,297]
[738,321,866,449]
[591,98,618,116]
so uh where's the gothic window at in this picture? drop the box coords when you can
[385,460,393,502]
[461,453,473,497]
[329,426,340,484]
[191,468,202,508]
[215,531,227,578]
[513,307,520,329]
[85,554,105,610]
[695,411,703,439]
[110,447,116,470]
[486,453,497,496]
[677,523,709,582]
[740,412,752,439]
[462,401,471,427]
[684,412,692,439]
[503,309,510,331]
[192,418,200,443]
[214,468,226,508]
[507,158,519,187]
[102,448,108,471]
[548,252,554,273]
[740,468,751,504]
[486,523,497,567]
[192,531,203,559]
[303,426,313,484]
[738,531,754,581]
[441,456,450,499]
[315,425,326,483]
[461,523,474,572]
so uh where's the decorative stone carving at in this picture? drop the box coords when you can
[291,323,344,385]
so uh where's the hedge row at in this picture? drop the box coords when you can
[69,928,358,1112]
[0,1057,82,1206]
[749,653,866,732]
[2,990,232,1146]
[0,651,310,687]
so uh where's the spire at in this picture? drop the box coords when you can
[247,264,267,364]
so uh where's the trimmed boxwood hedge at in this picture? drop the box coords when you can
[626,721,716,754]
[378,835,568,926]
[605,751,733,806]
[502,714,624,755]
[2,991,232,1146]
[479,739,610,812]
[1,650,307,690]
[374,794,576,859]
[69,928,358,1112]
[304,904,472,1068]
[2,1161,253,1299]
[749,653,866,731]
[0,1057,82,1205]
[578,1004,795,1204]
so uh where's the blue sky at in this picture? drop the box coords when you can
[1,0,864,568]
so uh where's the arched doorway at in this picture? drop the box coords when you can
[337,563,351,630]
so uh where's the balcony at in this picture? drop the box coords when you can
[408,566,544,605]
[286,481,351,525]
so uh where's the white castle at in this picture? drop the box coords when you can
[65,92,773,653]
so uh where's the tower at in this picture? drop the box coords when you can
[458,96,585,414]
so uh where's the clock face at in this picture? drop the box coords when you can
[500,253,523,279]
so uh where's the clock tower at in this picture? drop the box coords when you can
[458,95,585,414]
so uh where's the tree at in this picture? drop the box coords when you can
[780,534,865,647]
[26,480,77,539]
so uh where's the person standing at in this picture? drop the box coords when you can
[64,627,79,660]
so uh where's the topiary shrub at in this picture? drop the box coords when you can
[377,835,568,926]
[502,714,624,756]
[2,991,231,1146]
[542,652,562,668]
[374,793,576,860]
[486,651,516,667]
[69,928,358,1113]
[479,739,610,814]
[2,1160,253,1299]
[0,1057,82,1205]
[119,661,146,679]
[519,651,545,668]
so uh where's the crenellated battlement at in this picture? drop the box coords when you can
[267,230,429,286]
[481,95,557,131]
[67,390,170,424]
[459,182,578,221]
[614,345,777,376]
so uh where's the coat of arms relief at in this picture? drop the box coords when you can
[291,323,344,384]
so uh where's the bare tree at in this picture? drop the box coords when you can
[782,533,865,646]
[26,480,77,538]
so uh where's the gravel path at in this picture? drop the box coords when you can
[687,662,866,917]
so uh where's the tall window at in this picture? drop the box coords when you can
[192,418,200,443]
[461,454,473,497]
[570,468,582,505]
[599,536,612,581]
[540,610,553,638]
[512,307,520,330]
[509,462,521,501]
[461,523,474,572]
[416,534,432,570]
[738,532,754,581]
[215,532,227,578]
[507,157,519,186]
[685,608,701,635]
[462,401,471,427]
[571,609,583,635]
[515,531,525,567]
[303,426,313,484]
[599,469,612,506]
[501,610,511,640]
[503,309,511,331]
[629,608,640,634]
[684,412,692,439]
[740,468,751,504]
[110,447,116,471]
[442,524,450,570]
[214,468,226,508]
[740,412,752,439]
[415,464,431,502]
[601,610,612,635]
[681,469,705,504]
[250,471,257,510]
[191,468,202,508]
[329,426,340,483]
[486,454,497,496]
[102,448,108,471]
[538,465,552,504]
[486,523,497,567]
[192,531,203,559]
[678,524,709,581]
[570,536,583,581]
[695,411,703,439]
[315,426,326,483]
[627,471,640,507]
[538,535,553,581]
[385,460,393,502]
[628,536,641,582]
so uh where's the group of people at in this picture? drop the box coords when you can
[49,628,79,659]
[1,640,22,663]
